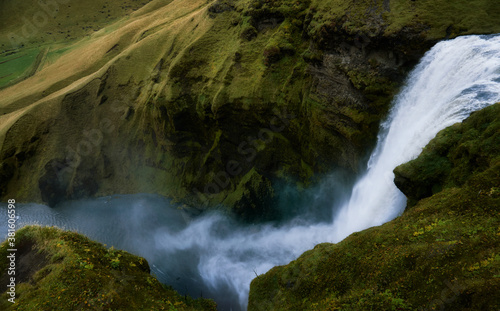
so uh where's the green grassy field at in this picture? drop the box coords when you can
[0,49,40,88]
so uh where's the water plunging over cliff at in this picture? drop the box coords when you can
[2,35,500,311]
[190,34,500,310]
[332,34,500,236]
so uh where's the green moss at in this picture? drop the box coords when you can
[394,103,500,206]
[307,0,500,40]
[385,0,500,39]
[0,226,216,310]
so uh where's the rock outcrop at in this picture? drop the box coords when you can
[0,225,216,310]
[394,104,500,207]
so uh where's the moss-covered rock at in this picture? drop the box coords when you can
[0,225,216,310]
[394,103,500,207]
[248,103,500,310]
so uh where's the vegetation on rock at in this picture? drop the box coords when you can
[0,225,216,310]
[394,103,500,207]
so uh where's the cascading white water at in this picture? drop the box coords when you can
[331,34,500,235]
[2,35,500,311]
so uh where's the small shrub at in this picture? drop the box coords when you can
[263,45,281,66]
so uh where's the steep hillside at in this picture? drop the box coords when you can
[0,225,216,310]
[248,103,500,310]
[1,0,499,218]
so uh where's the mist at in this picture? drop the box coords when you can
[0,176,352,311]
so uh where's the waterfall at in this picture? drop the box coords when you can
[2,34,500,311]
[190,34,500,309]
[332,34,500,236]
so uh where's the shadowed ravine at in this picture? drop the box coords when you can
[2,35,500,311]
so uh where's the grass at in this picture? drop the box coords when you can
[306,0,500,39]
[385,0,500,39]
[0,225,216,310]
[0,0,153,50]
[0,49,40,88]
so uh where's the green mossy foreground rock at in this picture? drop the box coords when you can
[248,104,500,310]
[394,103,500,207]
[0,226,216,311]
[1,0,500,218]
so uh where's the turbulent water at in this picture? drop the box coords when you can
[2,34,500,310]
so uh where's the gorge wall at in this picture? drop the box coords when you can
[1,0,499,219]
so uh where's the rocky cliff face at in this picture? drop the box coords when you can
[1,0,499,218]
[248,103,500,310]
